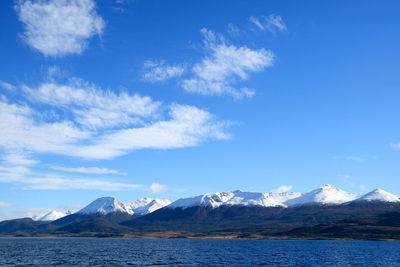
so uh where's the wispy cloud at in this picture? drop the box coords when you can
[273,185,293,193]
[250,14,287,32]
[0,77,229,160]
[145,183,168,194]
[0,157,139,191]
[2,151,38,166]
[23,78,160,129]
[51,166,126,175]
[0,81,15,91]
[67,104,230,160]
[391,143,400,151]
[0,202,16,207]
[22,177,141,190]
[142,61,185,82]
[227,23,240,36]
[333,155,377,162]
[15,0,104,56]
[181,28,274,98]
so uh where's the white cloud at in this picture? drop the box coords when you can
[266,14,287,32]
[23,79,160,129]
[2,151,38,166]
[0,81,15,91]
[273,185,293,193]
[250,14,287,32]
[15,0,104,57]
[146,183,168,193]
[142,61,185,82]
[249,16,265,31]
[51,166,125,175]
[0,202,16,207]
[181,28,274,98]
[66,104,230,160]
[227,23,240,36]
[391,143,400,150]
[22,177,140,190]
[0,79,229,160]
[0,98,91,154]
[0,159,140,191]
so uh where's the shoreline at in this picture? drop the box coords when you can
[0,234,398,242]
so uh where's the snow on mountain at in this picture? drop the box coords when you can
[268,192,303,203]
[125,198,172,215]
[284,184,358,206]
[70,186,400,215]
[77,197,132,215]
[37,210,68,221]
[354,189,400,202]
[168,190,291,209]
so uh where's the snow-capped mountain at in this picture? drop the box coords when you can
[77,197,132,215]
[37,210,68,221]
[284,184,358,206]
[168,190,301,209]
[59,185,400,218]
[354,189,400,202]
[167,184,399,209]
[125,198,172,215]
[75,197,172,216]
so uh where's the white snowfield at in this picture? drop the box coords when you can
[353,189,400,203]
[167,184,400,209]
[76,197,131,215]
[284,184,358,206]
[125,198,172,215]
[168,190,301,209]
[35,185,400,221]
[37,210,69,221]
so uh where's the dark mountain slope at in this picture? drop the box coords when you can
[281,212,400,240]
[121,202,400,237]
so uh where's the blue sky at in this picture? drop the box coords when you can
[1,0,400,219]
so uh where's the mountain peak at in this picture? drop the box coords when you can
[319,184,339,191]
[168,190,299,209]
[356,189,400,202]
[284,185,357,206]
[77,196,132,215]
[125,198,172,215]
[36,210,67,221]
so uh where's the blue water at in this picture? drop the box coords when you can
[0,238,399,266]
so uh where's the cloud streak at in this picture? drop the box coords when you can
[250,14,287,32]
[0,202,16,207]
[23,79,160,129]
[142,61,185,82]
[51,166,126,175]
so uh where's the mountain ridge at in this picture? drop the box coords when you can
[7,185,400,223]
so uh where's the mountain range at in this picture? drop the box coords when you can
[1,185,400,240]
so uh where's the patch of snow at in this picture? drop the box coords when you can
[125,198,172,215]
[284,184,358,206]
[168,190,290,209]
[77,197,132,215]
[354,189,400,202]
[36,210,68,221]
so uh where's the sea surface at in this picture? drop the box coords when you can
[0,238,399,266]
